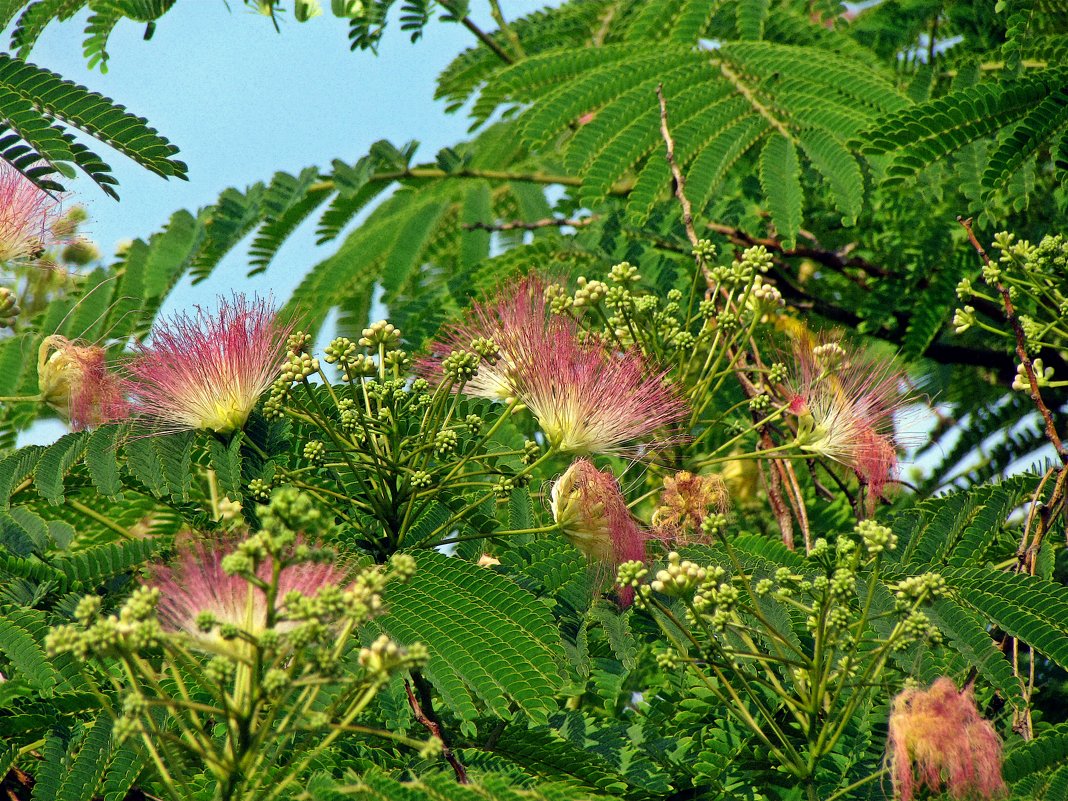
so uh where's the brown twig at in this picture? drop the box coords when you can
[405,677,469,783]
[957,216,1067,463]
[463,216,596,232]
[656,84,699,250]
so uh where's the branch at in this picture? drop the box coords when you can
[656,84,699,249]
[439,0,514,64]
[488,0,525,59]
[462,216,596,232]
[405,676,469,784]
[957,216,1067,463]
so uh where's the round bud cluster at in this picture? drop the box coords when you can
[748,393,771,412]
[384,349,411,371]
[281,351,319,383]
[205,655,236,683]
[898,610,943,649]
[604,285,632,310]
[574,276,608,307]
[656,649,680,670]
[716,311,739,331]
[521,439,541,465]
[419,737,445,759]
[544,283,573,314]
[324,336,357,366]
[748,276,784,315]
[465,414,483,435]
[247,478,273,502]
[389,553,417,582]
[812,342,847,371]
[672,331,696,351]
[609,261,640,284]
[262,667,290,698]
[411,470,432,489]
[359,320,401,348]
[434,429,459,455]
[1013,358,1055,391]
[287,331,312,354]
[699,299,716,319]
[358,634,427,679]
[651,552,706,597]
[616,560,649,590]
[634,295,658,315]
[730,246,773,283]
[441,349,480,383]
[303,439,326,465]
[263,378,291,419]
[693,239,717,261]
[953,306,976,334]
[856,519,897,556]
[493,476,517,497]
[829,567,855,602]
[700,513,729,537]
[891,573,946,606]
[0,287,19,327]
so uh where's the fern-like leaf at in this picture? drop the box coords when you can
[377,551,565,725]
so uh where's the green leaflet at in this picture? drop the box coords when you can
[378,551,565,726]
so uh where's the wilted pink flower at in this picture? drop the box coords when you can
[0,164,61,264]
[887,677,1005,801]
[125,295,293,433]
[37,335,127,430]
[651,470,729,543]
[421,277,685,455]
[550,459,647,606]
[151,539,347,652]
[785,333,905,502]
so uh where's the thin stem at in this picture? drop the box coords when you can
[68,498,133,540]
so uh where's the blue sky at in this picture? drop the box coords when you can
[16,2,542,445]
[26,2,527,308]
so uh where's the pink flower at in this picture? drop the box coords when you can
[517,322,684,455]
[421,277,685,454]
[150,539,347,652]
[37,335,128,430]
[887,677,1005,801]
[0,164,61,264]
[550,459,647,606]
[125,295,293,433]
[785,334,905,502]
[417,276,551,402]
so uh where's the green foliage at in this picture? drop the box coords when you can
[377,551,565,726]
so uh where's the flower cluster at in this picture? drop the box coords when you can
[0,164,62,264]
[125,294,293,433]
[420,276,685,455]
[550,458,647,605]
[887,678,1005,801]
[784,331,907,504]
[37,335,127,430]
[651,470,729,542]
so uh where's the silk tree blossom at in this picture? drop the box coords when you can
[887,677,1005,801]
[125,295,293,433]
[0,164,61,264]
[417,276,552,401]
[37,335,127,430]
[513,321,685,455]
[550,459,647,606]
[421,276,685,454]
[785,334,907,502]
[150,539,350,653]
